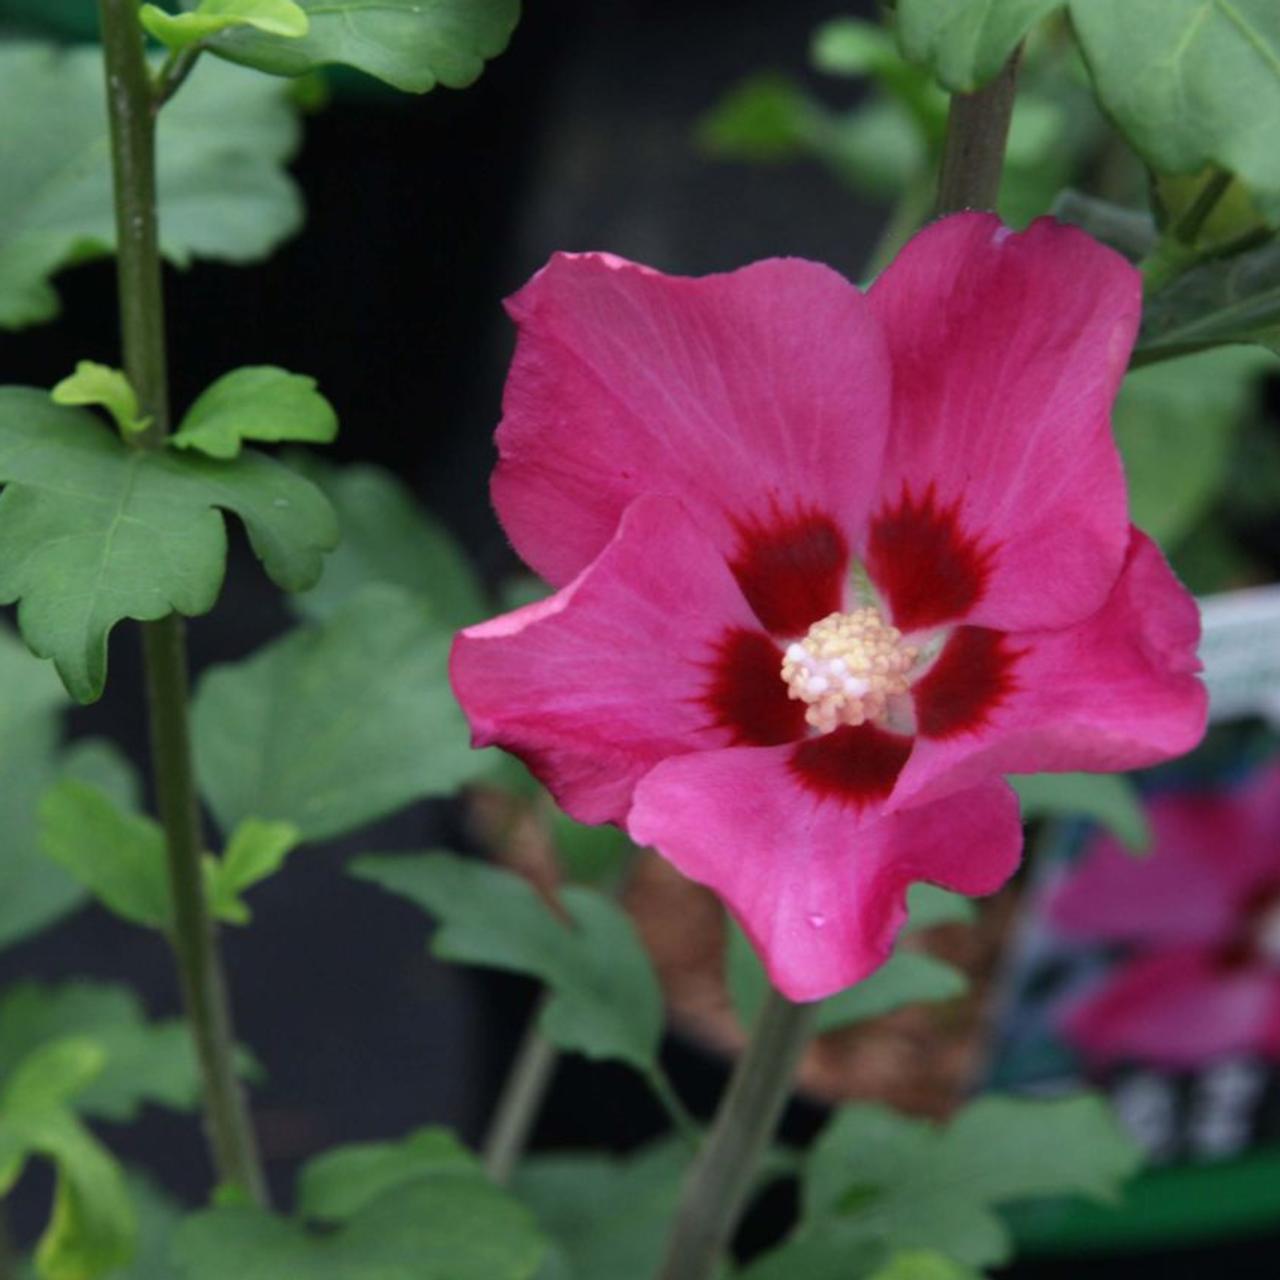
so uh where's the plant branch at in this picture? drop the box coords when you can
[97,0,267,1207]
[655,988,817,1280]
[935,49,1022,216]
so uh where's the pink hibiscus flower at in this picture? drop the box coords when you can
[451,213,1206,1001]
[1051,764,1280,1068]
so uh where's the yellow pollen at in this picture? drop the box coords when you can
[780,608,918,733]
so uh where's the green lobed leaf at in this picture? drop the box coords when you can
[352,852,663,1072]
[895,0,1062,93]
[1,1038,136,1280]
[297,1128,479,1223]
[1012,773,1151,852]
[737,1230,888,1280]
[0,982,203,1123]
[1111,346,1272,548]
[0,390,338,702]
[0,624,87,949]
[141,0,310,50]
[50,362,149,438]
[727,909,969,1035]
[171,367,337,461]
[816,954,968,1034]
[512,1141,689,1280]
[204,818,302,925]
[1069,0,1280,224]
[802,1095,1141,1268]
[904,885,976,930]
[172,1137,545,1280]
[193,585,483,840]
[107,1174,185,1280]
[288,455,486,627]
[38,781,170,930]
[548,810,632,887]
[1136,237,1280,363]
[0,44,303,330]
[207,0,521,94]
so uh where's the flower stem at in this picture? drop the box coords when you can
[935,49,1022,216]
[655,988,817,1280]
[97,0,267,1206]
[482,993,560,1185]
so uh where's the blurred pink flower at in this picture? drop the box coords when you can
[451,213,1206,1001]
[1052,765,1280,1067]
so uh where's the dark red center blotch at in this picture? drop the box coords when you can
[788,723,913,807]
[867,484,994,633]
[913,626,1019,739]
[702,628,807,746]
[730,507,848,637]
[1215,882,1280,972]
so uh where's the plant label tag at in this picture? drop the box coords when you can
[1200,585,1280,724]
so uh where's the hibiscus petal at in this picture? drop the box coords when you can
[1061,950,1280,1068]
[451,495,774,824]
[492,252,891,599]
[627,748,1021,1001]
[1049,795,1245,949]
[867,213,1139,633]
[889,530,1206,810]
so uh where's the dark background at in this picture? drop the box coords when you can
[3,1,1279,1274]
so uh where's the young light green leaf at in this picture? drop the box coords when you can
[207,0,520,94]
[204,818,302,925]
[1136,238,1280,364]
[38,781,170,930]
[1013,773,1151,851]
[50,361,150,438]
[0,44,303,329]
[870,1251,986,1280]
[172,1156,545,1279]
[1069,0,1280,224]
[193,586,482,840]
[0,982,204,1122]
[141,0,309,50]
[1111,347,1271,549]
[0,391,338,702]
[895,0,1062,92]
[352,853,664,1072]
[298,1128,478,1223]
[0,1037,136,1280]
[512,1141,689,1280]
[802,1095,1141,1267]
[697,74,815,163]
[171,367,337,460]
[289,455,487,627]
